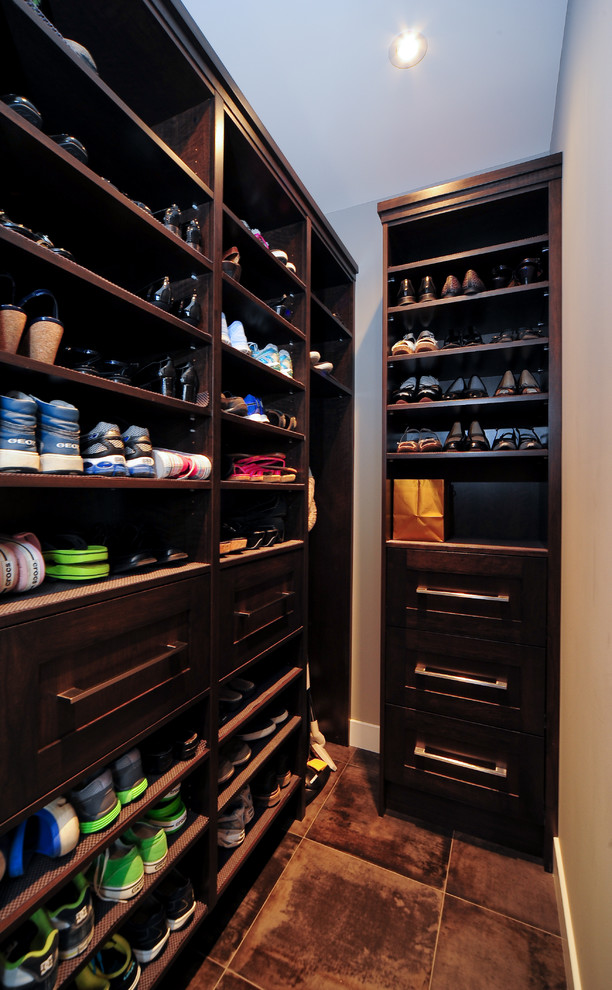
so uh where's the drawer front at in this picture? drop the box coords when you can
[384,705,544,823]
[386,627,545,733]
[219,551,304,678]
[386,548,547,645]
[1,576,210,828]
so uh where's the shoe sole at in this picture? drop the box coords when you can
[142,851,168,873]
[83,455,127,476]
[57,924,95,960]
[147,806,188,833]
[167,902,196,930]
[218,828,246,848]
[98,874,145,900]
[40,453,84,473]
[79,797,121,834]
[0,450,40,472]
[116,778,148,805]
[126,458,156,477]
[254,787,281,808]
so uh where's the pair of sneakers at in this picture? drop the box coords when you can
[248,342,293,378]
[0,391,82,474]
[69,749,148,835]
[221,313,250,354]
[81,422,155,477]
[217,785,254,848]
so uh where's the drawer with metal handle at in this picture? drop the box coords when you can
[386,547,547,645]
[385,627,545,732]
[384,705,544,822]
[219,550,304,677]
[0,575,210,829]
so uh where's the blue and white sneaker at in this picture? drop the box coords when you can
[81,422,127,476]
[244,395,269,422]
[31,395,83,474]
[255,343,281,372]
[221,312,231,345]
[0,392,40,472]
[121,426,155,478]
[278,349,294,378]
[228,320,251,354]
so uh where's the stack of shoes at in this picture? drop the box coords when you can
[0,532,46,595]
[0,909,60,990]
[218,785,254,848]
[121,895,170,964]
[43,535,109,583]
[224,452,296,483]
[45,873,95,960]
[75,933,140,990]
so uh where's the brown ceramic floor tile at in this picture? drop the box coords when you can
[231,838,442,990]
[349,747,379,770]
[208,831,302,967]
[216,972,263,989]
[156,951,224,990]
[447,835,561,934]
[324,740,356,766]
[307,762,452,886]
[431,895,567,990]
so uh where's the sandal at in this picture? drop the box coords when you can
[266,409,297,431]
[225,453,296,483]
[516,326,545,340]
[517,428,544,450]
[490,329,516,344]
[492,429,517,451]
[396,428,420,453]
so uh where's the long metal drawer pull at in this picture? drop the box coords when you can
[414,743,508,778]
[57,641,189,705]
[236,591,294,620]
[415,584,510,603]
[414,663,508,691]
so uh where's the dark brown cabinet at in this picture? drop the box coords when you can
[0,0,356,982]
[378,155,561,863]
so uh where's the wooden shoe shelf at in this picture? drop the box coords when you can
[0,0,356,981]
[378,155,561,865]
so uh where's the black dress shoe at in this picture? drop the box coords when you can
[462,269,485,295]
[467,420,490,451]
[441,275,461,297]
[517,369,541,394]
[391,376,417,403]
[490,329,516,344]
[396,278,416,306]
[416,376,442,402]
[443,421,466,451]
[492,429,518,450]
[465,376,487,398]
[517,428,544,449]
[442,329,464,349]
[444,377,466,399]
[491,264,513,289]
[515,257,543,284]
[418,276,437,302]
[494,370,517,396]
[463,325,483,345]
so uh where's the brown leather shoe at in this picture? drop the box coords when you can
[441,275,461,297]
[397,279,415,306]
[418,276,437,302]
[462,269,485,295]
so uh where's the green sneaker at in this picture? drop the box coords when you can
[88,839,145,902]
[145,792,187,834]
[121,821,168,874]
[0,908,59,990]
[75,933,140,990]
[45,872,94,960]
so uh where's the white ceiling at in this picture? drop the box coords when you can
[180,0,568,216]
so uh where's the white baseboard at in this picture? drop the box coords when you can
[553,837,581,990]
[349,719,380,752]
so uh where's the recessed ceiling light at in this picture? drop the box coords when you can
[389,30,427,68]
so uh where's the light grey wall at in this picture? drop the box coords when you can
[551,0,612,985]
[325,201,384,733]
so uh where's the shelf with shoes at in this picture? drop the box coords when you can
[217,715,301,813]
[137,900,209,990]
[221,272,306,352]
[378,155,561,863]
[0,733,210,938]
[222,206,306,299]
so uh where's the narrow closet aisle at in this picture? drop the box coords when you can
[160,745,566,990]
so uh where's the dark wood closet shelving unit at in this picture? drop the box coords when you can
[0,0,356,981]
[378,154,561,865]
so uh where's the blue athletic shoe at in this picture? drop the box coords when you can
[0,392,40,472]
[121,426,155,477]
[30,395,83,474]
[244,395,268,422]
[255,343,281,371]
[81,422,127,476]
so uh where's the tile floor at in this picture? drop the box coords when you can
[159,745,567,990]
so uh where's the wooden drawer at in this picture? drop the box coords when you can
[218,551,304,678]
[0,575,210,829]
[385,627,545,733]
[386,547,547,645]
[384,705,544,823]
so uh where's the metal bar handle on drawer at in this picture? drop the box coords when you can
[414,743,508,778]
[414,663,508,691]
[57,641,188,705]
[415,585,510,603]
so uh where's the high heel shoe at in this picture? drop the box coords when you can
[467,420,490,451]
